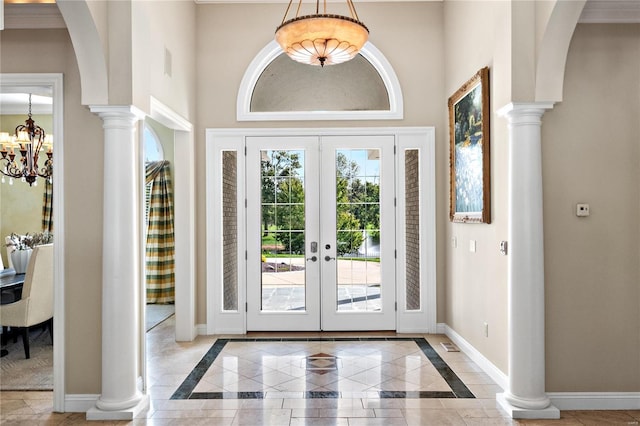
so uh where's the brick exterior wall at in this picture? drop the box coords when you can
[222,151,238,311]
[405,149,421,310]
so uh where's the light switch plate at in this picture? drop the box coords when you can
[576,203,590,217]
[469,240,476,253]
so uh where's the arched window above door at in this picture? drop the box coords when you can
[237,41,403,121]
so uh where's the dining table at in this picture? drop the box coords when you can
[0,269,26,294]
[0,269,25,357]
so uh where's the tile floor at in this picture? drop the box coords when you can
[1,316,639,425]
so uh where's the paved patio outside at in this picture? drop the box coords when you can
[261,257,382,312]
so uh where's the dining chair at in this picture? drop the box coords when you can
[0,244,53,359]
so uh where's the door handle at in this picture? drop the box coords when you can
[324,255,335,262]
[306,256,318,262]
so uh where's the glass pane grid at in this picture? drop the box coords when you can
[335,149,381,312]
[260,150,306,312]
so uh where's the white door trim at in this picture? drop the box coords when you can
[148,97,196,342]
[1,73,65,411]
[205,127,435,334]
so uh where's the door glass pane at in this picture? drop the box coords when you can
[260,150,306,311]
[335,149,381,311]
[405,149,420,311]
[222,151,238,311]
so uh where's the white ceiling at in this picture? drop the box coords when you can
[2,1,639,30]
[0,93,53,115]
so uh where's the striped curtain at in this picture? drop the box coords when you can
[42,179,53,233]
[145,161,175,304]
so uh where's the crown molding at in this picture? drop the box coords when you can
[195,0,438,3]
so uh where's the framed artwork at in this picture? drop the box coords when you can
[448,67,491,223]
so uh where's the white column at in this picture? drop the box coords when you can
[87,106,149,421]
[496,103,559,419]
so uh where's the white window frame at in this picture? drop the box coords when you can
[236,41,404,122]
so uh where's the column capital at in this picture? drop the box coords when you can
[498,102,555,124]
[89,105,146,127]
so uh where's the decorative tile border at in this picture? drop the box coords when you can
[170,338,474,400]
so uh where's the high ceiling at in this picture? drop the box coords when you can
[2,1,640,30]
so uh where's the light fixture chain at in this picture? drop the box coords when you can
[347,0,359,20]
[295,0,303,19]
[281,0,295,25]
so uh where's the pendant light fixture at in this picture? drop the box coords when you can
[275,0,369,67]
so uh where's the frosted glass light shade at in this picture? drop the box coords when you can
[275,15,369,67]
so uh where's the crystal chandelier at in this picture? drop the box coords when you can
[275,0,369,67]
[0,94,53,187]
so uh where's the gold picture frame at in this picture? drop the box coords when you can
[448,67,491,223]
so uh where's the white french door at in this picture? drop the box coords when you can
[319,136,395,330]
[246,135,396,331]
[246,136,321,330]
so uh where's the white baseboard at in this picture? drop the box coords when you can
[438,323,640,412]
[438,323,508,390]
[64,394,99,413]
[397,327,431,334]
[197,323,247,335]
[549,392,640,410]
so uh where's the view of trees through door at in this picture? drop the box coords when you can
[260,149,382,311]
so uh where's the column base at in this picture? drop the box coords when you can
[86,395,149,421]
[497,393,560,419]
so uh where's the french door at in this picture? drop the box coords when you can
[246,135,396,331]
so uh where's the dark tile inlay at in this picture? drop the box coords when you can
[306,353,338,375]
[414,338,475,398]
[190,392,264,399]
[170,337,475,400]
[304,391,341,399]
[170,339,227,400]
[379,391,457,399]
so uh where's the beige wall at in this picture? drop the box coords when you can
[0,29,105,394]
[443,0,511,374]
[195,2,446,324]
[132,0,196,120]
[542,24,640,391]
[0,114,51,267]
[2,1,637,400]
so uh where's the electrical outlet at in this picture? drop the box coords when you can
[484,322,489,337]
[469,240,476,253]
